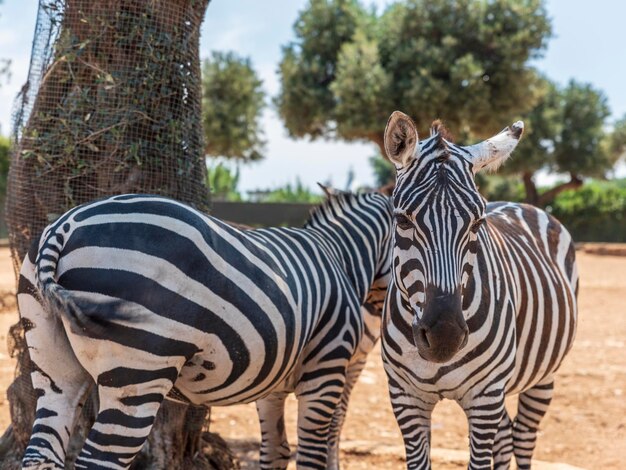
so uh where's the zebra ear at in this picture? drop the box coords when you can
[384,111,419,169]
[463,121,524,173]
[317,183,337,198]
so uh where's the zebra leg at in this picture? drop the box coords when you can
[294,372,347,469]
[20,257,93,469]
[256,391,291,470]
[387,380,436,470]
[513,379,555,469]
[327,354,368,470]
[464,391,506,470]
[492,409,513,470]
[73,374,175,469]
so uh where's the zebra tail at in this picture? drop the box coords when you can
[35,230,128,336]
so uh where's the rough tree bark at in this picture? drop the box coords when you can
[1,1,237,468]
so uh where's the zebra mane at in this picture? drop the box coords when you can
[429,119,453,141]
[304,191,360,228]
[304,190,392,230]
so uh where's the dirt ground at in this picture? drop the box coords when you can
[0,248,624,469]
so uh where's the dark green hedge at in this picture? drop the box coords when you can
[547,181,626,242]
[478,174,626,242]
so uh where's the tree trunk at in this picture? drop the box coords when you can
[522,171,583,208]
[537,172,583,207]
[2,1,237,468]
[522,171,540,206]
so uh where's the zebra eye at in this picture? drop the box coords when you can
[470,218,485,234]
[395,213,414,230]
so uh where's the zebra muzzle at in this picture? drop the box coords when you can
[411,315,469,363]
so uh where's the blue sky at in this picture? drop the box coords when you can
[1,0,625,192]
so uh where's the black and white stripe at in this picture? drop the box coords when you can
[19,191,392,470]
[381,112,578,470]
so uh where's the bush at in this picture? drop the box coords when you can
[207,162,242,202]
[548,180,626,242]
[251,179,323,204]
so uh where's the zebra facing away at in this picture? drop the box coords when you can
[19,190,393,470]
[381,111,578,470]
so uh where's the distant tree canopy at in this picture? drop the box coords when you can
[501,79,615,206]
[202,51,266,162]
[276,0,552,155]
[609,114,626,164]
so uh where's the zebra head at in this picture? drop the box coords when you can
[384,111,523,363]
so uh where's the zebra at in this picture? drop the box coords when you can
[18,189,393,470]
[380,111,578,470]
[255,187,391,470]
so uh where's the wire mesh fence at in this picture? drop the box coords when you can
[7,0,211,274]
[0,1,237,468]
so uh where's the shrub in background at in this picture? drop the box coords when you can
[250,179,323,204]
[207,162,242,202]
[549,180,626,242]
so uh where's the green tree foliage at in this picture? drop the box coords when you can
[607,114,626,164]
[331,30,391,146]
[500,79,612,206]
[277,0,551,154]
[202,51,266,162]
[556,81,612,176]
[207,162,242,201]
[276,0,371,139]
[504,77,560,175]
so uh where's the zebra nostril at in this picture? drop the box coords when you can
[461,328,469,349]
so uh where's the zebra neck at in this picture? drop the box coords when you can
[310,225,377,304]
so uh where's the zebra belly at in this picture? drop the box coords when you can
[173,332,300,407]
[492,202,579,395]
[504,261,578,394]
[505,300,576,396]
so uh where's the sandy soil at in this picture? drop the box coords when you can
[0,249,624,469]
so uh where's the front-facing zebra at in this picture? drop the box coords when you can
[381,112,578,469]
[19,190,393,469]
